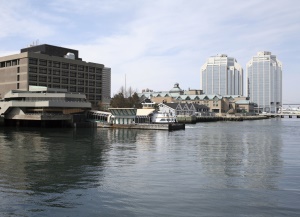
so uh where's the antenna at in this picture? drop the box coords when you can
[125,74,127,97]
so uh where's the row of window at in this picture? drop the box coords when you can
[29,67,102,79]
[29,58,102,73]
[29,75,101,86]
[28,81,102,94]
[0,59,20,68]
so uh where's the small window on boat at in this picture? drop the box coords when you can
[161,119,166,121]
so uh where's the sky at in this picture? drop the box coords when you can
[0,0,300,104]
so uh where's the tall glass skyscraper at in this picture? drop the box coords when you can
[246,51,282,113]
[201,54,243,95]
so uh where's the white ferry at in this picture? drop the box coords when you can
[152,111,177,123]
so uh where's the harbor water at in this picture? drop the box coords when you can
[0,118,299,216]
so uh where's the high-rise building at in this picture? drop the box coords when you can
[246,51,282,113]
[201,54,243,96]
[0,44,111,106]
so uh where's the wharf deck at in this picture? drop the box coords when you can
[99,123,185,131]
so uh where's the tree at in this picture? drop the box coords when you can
[110,92,126,108]
[110,87,142,108]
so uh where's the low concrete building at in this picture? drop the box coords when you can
[0,86,91,127]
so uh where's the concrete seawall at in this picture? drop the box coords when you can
[196,115,269,122]
[177,115,269,123]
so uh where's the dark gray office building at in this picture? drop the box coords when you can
[0,44,111,106]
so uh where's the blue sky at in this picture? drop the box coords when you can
[1,0,300,103]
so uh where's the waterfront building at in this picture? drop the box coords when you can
[0,44,111,107]
[246,51,282,113]
[0,86,91,127]
[138,83,254,114]
[162,103,209,116]
[201,54,243,95]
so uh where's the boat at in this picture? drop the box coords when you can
[152,111,177,123]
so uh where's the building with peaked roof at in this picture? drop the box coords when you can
[201,54,243,95]
[0,44,111,107]
[163,103,209,116]
[246,51,282,113]
[138,83,254,114]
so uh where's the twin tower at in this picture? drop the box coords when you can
[200,52,282,113]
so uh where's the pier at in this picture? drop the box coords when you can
[102,123,185,131]
[262,113,300,118]
[177,115,269,123]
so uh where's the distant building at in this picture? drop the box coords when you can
[0,44,111,107]
[201,54,243,95]
[138,83,254,114]
[246,51,282,113]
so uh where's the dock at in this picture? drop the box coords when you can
[98,123,185,131]
[177,115,269,123]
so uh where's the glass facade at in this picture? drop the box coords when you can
[246,51,282,113]
[201,54,243,95]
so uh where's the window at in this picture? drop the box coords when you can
[89,67,95,73]
[12,59,19,66]
[48,69,52,75]
[62,78,69,84]
[70,71,77,77]
[70,79,76,85]
[70,64,77,70]
[62,63,69,69]
[78,87,84,92]
[53,69,60,76]
[78,80,84,85]
[78,65,84,71]
[96,75,101,80]
[70,86,76,92]
[39,67,47,74]
[39,75,47,82]
[39,59,47,66]
[52,84,60,88]
[89,74,95,79]
[29,58,38,65]
[89,88,95,93]
[96,68,102,74]
[29,74,37,81]
[53,77,60,83]
[48,61,52,67]
[29,67,37,73]
[53,61,60,68]
[39,83,47,87]
[78,72,84,78]
[89,81,95,86]
[62,70,69,77]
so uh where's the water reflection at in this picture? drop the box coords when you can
[0,127,112,212]
[0,119,296,217]
[196,120,283,189]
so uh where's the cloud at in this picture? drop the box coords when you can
[0,0,300,102]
